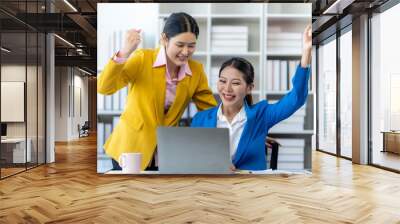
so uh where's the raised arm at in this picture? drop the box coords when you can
[301,25,312,68]
[97,29,144,95]
[264,25,312,128]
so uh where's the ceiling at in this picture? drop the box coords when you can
[0,0,395,74]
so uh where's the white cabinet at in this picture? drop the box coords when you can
[1,138,32,163]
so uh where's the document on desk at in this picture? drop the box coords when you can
[236,169,311,175]
[105,170,160,174]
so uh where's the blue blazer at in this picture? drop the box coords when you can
[191,65,310,170]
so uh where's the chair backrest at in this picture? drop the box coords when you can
[265,142,279,170]
[82,121,90,129]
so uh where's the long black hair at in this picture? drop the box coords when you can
[219,57,254,105]
[163,12,199,39]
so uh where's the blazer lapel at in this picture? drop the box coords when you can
[207,105,219,127]
[232,101,256,165]
[152,49,166,124]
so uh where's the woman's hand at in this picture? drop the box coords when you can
[119,28,142,58]
[230,164,236,172]
[300,24,312,68]
[265,137,281,148]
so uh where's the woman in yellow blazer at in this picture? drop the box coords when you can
[98,12,217,171]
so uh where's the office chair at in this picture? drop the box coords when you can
[78,121,90,138]
[265,137,280,170]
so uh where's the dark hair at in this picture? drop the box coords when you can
[163,12,199,39]
[219,57,254,105]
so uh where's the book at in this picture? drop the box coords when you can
[268,32,302,40]
[273,60,280,91]
[112,91,120,111]
[97,122,105,154]
[212,33,248,40]
[104,123,112,141]
[112,116,120,129]
[97,93,104,111]
[211,26,248,33]
[211,39,248,47]
[267,60,273,91]
[268,47,302,55]
[268,26,282,33]
[280,60,288,91]
[268,40,302,47]
[104,95,112,110]
[288,60,298,89]
[211,46,248,52]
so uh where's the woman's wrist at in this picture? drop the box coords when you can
[300,47,312,68]
[118,50,131,59]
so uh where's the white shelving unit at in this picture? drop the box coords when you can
[157,3,311,106]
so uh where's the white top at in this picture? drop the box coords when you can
[216,105,247,159]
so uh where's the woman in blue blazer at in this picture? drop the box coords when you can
[191,25,312,170]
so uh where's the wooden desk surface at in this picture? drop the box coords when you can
[105,169,311,175]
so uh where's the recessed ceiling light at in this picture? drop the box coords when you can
[54,34,75,48]
[63,0,78,12]
[323,0,355,15]
[1,47,11,53]
[78,67,92,76]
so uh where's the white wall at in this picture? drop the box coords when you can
[54,67,89,141]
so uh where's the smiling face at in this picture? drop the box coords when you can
[217,66,253,110]
[162,32,196,67]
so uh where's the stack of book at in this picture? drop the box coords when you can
[211,26,248,53]
[267,32,302,55]
[97,116,120,155]
[266,60,300,91]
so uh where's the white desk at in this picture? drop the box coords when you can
[104,169,311,175]
[1,138,31,163]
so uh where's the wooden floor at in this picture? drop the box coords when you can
[1,134,400,223]
[372,150,400,171]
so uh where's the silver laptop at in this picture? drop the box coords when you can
[157,127,233,174]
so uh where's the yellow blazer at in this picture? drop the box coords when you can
[98,48,217,170]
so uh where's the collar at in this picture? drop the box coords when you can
[152,47,192,76]
[217,103,247,124]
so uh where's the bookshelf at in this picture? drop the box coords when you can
[97,3,313,172]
